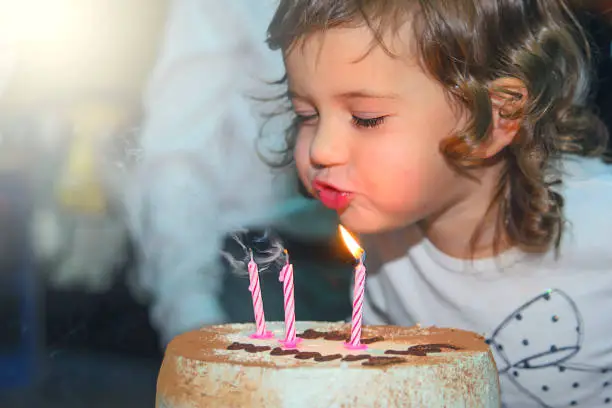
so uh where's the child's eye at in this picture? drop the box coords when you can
[295,113,318,126]
[352,115,386,129]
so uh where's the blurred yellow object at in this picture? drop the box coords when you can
[56,100,128,214]
[70,100,129,137]
[56,133,106,213]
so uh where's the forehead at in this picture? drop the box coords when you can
[284,25,421,96]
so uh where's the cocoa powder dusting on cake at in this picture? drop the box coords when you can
[164,322,490,369]
[463,370,476,402]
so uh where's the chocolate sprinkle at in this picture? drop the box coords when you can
[298,329,325,339]
[410,343,462,353]
[294,352,322,360]
[428,343,462,350]
[385,349,426,357]
[409,344,442,354]
[226,334,459,369]
[385,343,462,357]
[314,353,343,362]
[226,342,271,353]
[361,336,385,345]
[362,356,407,367]
[245,345,271,353]
[297,330,386,344]
[323,331,348,341]
[270,347,299,356]
[227,342,250,351]
[342,354,371,362]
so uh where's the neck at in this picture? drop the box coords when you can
[420,163,511,260]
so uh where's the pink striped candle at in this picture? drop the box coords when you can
[279,251,300,348]
[346,258,367,349]
[248,252,273,339]
[339,225,368,350]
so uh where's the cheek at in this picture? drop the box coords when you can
[293,132,312,181]
[355,135,451,206]
[357,135,430,178]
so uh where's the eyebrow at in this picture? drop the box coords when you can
[335,90,401,100]
[287,89,401,101]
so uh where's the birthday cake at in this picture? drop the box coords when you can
[156,321,500,407]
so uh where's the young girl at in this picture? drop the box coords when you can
[267,1,612,407]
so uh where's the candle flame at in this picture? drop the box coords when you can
[339,225,364,260]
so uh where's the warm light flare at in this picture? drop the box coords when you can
[1,1,86,43]
[339,225,364,260]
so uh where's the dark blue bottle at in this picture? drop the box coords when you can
[0,171,40,391]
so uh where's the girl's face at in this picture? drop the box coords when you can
[285,25,486,234]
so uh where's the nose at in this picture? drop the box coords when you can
[309,119,348,169]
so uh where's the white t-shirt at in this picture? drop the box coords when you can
[362,157,612,408]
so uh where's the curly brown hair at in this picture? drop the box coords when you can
[265,0,608,255]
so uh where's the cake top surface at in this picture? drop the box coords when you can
[165,321,490,369]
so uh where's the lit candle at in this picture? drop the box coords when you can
[248,251,273,339]
[279,250,300,348]
[339,225,368,350]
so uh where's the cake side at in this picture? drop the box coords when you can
[157,321,500,408]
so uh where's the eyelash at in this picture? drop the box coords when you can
[351,116,386,128]
[294,113,387,129]
[295,113,317,125]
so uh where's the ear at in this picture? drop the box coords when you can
[479,77,527,158]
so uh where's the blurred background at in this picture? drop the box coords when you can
[0,1,351,406]
[0,1,609,407]
[0,1,171,407]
